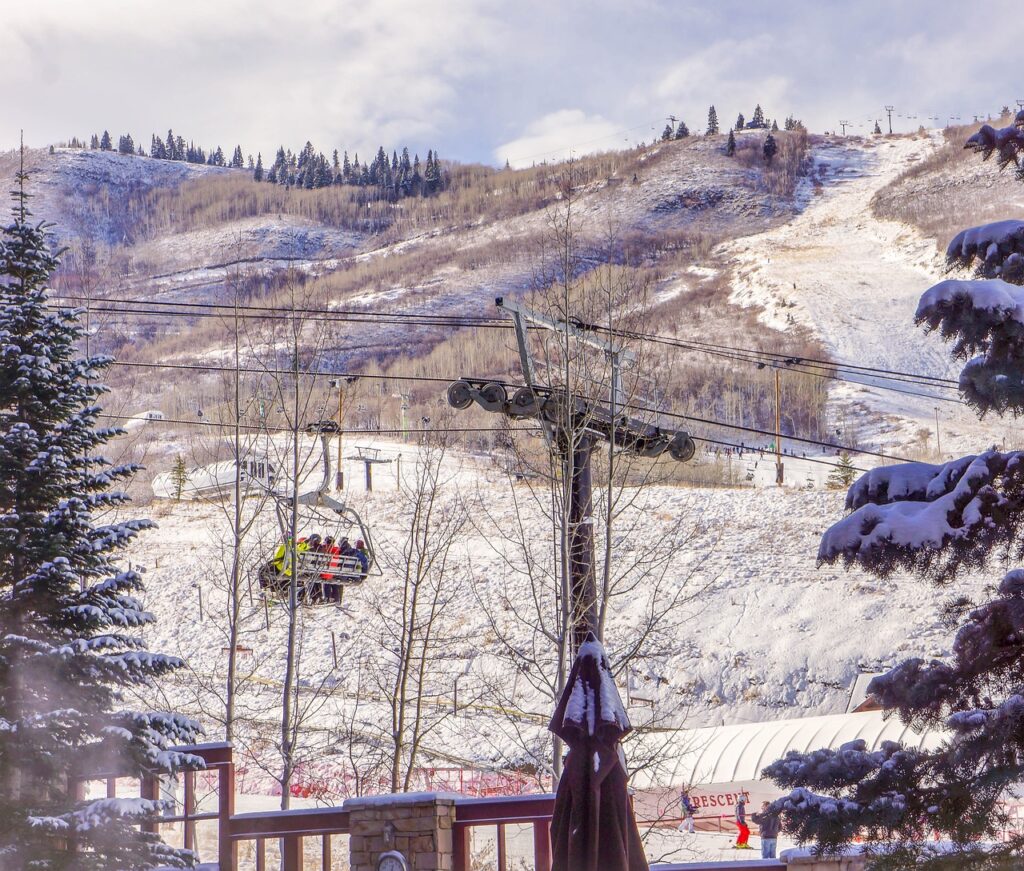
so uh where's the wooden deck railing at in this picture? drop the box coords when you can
[230,806,350,871]
[81,744,784,870]
[453,793,556,871]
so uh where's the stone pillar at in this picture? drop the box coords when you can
[346,793,457,871]
[785,854,868,871]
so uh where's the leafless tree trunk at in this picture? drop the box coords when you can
[367,424,467,792]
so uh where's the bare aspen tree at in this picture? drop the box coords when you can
[239,271,342,809]
[367,423,468,792]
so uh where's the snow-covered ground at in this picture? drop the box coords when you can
[129,439,986,791]
[723,133,1016,456]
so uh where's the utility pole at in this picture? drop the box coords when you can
[884,105,894,134]
[775,369,784,485]
[839,120,852,137]
[330,379,345,490]
[330,376,357,489]
[934,407,941,458]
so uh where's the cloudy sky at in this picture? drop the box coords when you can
[3,1,1018,168]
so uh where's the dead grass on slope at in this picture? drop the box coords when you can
[872,123,1024,249]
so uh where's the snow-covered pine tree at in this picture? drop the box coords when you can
[706,105,719,135]
[674,120,689,139]
[661,123,673,142]
[0,166,202,869]
[726,129,736,157]
[171,455,189,502]
[762,132,777,165]
[735,113,745,131]
[254,152,264,183]
[825,451,856,490]
[763,108,1024,871]
[873,120,882,135]
[99,130,112,151]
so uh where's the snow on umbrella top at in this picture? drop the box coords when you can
[550,637,632,747]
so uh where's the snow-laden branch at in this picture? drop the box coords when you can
[965,111,1024,173]
[819,451,1024,580]
[946,219,1024,284]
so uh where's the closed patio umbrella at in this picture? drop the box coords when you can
[548,636,648,871]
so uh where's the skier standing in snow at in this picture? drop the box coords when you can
[752,800,781,858]
[733,794,751,849]
[679,790,696,833]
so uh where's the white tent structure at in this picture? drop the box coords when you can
[152,456,277,501]
[632,710,943,825]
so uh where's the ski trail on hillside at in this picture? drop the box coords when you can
[723,135,1013,455]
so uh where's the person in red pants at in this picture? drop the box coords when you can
[733,795,752,849]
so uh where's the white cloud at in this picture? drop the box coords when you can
[646,36,791,131]
[2,1,1021,164]
[0,0,504,160]
[495,110,624,168]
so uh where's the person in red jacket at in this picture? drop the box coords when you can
[733,795,751,849]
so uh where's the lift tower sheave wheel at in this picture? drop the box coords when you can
[477,382,508,413]
[509,386,542,418]
[669,432,696,463]
[447,380,473,410]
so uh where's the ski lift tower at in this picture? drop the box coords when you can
[446,297,695,653]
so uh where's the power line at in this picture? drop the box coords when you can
[96,413,530,437]
[98,413,872,477]
[48,302,963,463]
[55,295,962,391]
[66,301,964,406]
[107,358,510,387]
[696,436,869,474]
[660,408,914,463]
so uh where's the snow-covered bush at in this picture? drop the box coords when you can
[0,168,202,868]
[764,112,1024,870]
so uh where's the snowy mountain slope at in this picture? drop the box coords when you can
[723,134,1016,456]
[0,147,234,246]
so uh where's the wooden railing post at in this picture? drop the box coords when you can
[533,819,552,871]
[497,823,507,871]
[184,770,195,854]
[219,757,237,871]
[453,823,470,871]
[140,775,159,835]
[282,834,302,871]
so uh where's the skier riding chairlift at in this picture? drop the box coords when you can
[257,421,375,607]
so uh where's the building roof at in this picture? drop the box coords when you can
[633,710,942,789]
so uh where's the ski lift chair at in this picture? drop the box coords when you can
[260,422,377,607]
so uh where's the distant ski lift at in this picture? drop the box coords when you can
[626,671,657,708]
[346,445,395,492]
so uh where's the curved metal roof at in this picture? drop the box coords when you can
[636,711,942,789]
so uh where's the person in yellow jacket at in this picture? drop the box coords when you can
[272,537,310,578]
